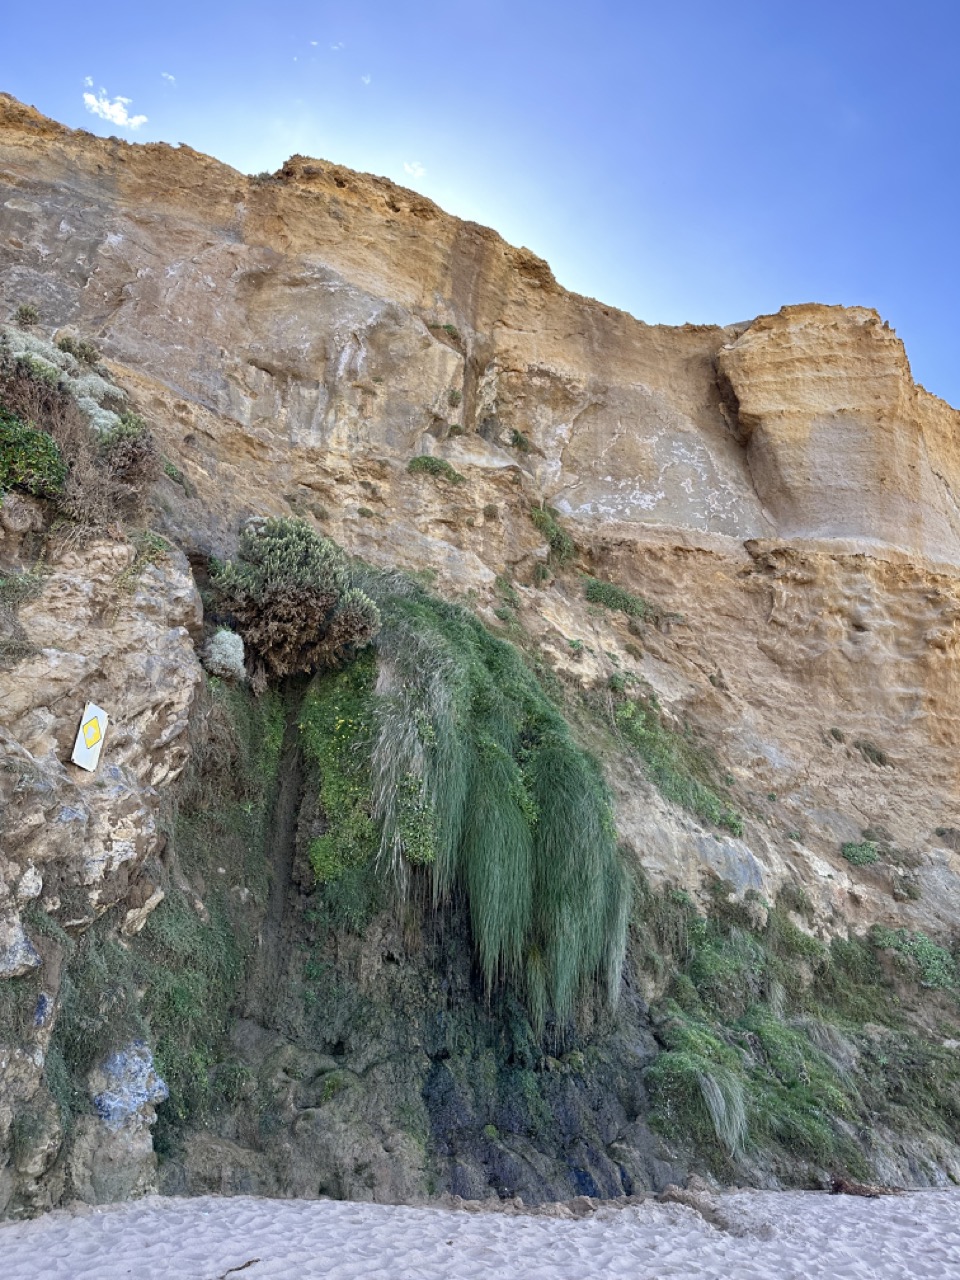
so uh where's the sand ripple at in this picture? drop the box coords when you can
[2,1188,959,1279]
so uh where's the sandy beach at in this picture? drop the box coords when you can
[2,1188,958,1280]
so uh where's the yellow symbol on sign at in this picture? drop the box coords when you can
[82,717,102,749]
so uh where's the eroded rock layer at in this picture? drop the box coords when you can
[2,93,960,1215]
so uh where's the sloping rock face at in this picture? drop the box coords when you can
[2,93,960,1214]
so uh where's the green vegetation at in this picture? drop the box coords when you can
[447,389,462,408]
[299,655,379,884]
[612,692,743,835]
[635,879,960,1176]
[510,430,531,452]
[583,575,657,622]
[0,562,46,663]
[112,530,171,601]
[0,570,44,609]
[162,457,186,485]
[407,455,466,485]
[494,575,521,609]
[56,334,100,366]
[0,340,161,529]
[429,323,462,343]
[841,840,880,866]
[50,926,145,1121]
[871,927,957,989]
[367,583,630,1027]
[15,303,39,328]
[529,505,575,567]
[0,407,67,497]
[130,680,286,1148]
[212,517,381,689]
[138,887,244,1133]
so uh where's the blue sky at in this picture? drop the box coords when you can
[3,1,959,405]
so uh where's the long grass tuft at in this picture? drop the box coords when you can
[698,1067,748,1156]
[365,581,630,1027]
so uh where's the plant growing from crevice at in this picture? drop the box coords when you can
[610,691,742,835]
[407,455,465,485]
[55,334,100,366]
[529,505,574,567]
[854,738,889,767]
[112,530,171,605]
[841,840,880,866]
[0,522,47,670]
[211,518,381,690]
[636,880,960,1177]
[583,575,659,622]
[99,412,162,509]
[429,322,462,344]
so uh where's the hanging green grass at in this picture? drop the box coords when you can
[366,583,630,1027]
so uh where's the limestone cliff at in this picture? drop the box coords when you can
[2,93,960,1216]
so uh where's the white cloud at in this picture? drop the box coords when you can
[83,76,93,88]
[161,72,176,85]
[82,90,148,130]
[404,161,426,179]
[361,74,371,85]
[310,40,318,46]
[330,41,345,50]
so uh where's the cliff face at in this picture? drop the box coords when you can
[2,93,960,1215]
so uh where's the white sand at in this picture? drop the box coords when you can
[2,1189,959,1279]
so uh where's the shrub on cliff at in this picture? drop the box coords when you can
[0,407,67,498]
[407,455,465,485]
[212,517,381,689]
[55,334,101,367]
[0,342,160,529]
[530,504,575,566]
[14,303,39,328]
[97,413,162,511]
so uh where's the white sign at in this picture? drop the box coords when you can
[72,702,108,772]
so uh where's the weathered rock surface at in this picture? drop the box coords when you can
[2,93,960,1214]
[0,500,200,1213]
